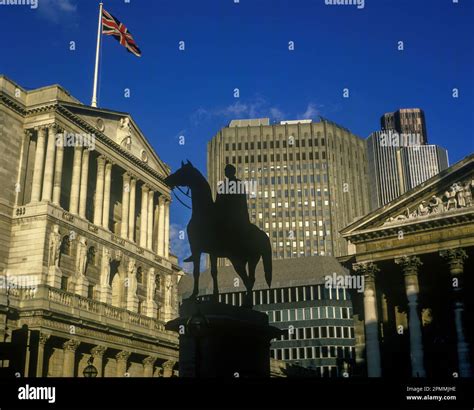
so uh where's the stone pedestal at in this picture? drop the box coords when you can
[100,285,112,304]
[165,300,282,378]
[74,276,89,297]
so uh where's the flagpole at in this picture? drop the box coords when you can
[91,2,103,107]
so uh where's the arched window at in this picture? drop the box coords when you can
[87,246,97,266]
[136,266,143,284]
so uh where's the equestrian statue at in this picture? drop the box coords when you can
[164,160,272,306]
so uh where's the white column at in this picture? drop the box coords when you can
[354,262,382,377]
[31,127,47,202]
[102,161,112,228]
[128,178,136,242]
[140,185,149,247]
[164,199,170,259]
[62,340,80,377]
[121,173,131,239]
[143,357,156,378]
[396,256,426,377]
[441,249,472,377]
[157,196,165,256]
[115,351,130,377]
[78,149,90,218]
[93,156,105,225]
[69,146,83,214]
[52,132,64,205]
[147,190,154,250]
[41,125,56,202]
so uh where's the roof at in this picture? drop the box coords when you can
[178,256,349,298]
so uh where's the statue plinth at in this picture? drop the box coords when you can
[165,299,282,377]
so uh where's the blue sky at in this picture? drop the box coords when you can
[1,0,473,266]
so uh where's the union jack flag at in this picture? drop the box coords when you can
[102,9,142,57]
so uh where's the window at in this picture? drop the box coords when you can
[136,266,143,283]
[321,327,328,338]
[87,284,94,299]
[60,236,71,256]
[60,276,68,291]
[275,310,281,322]
[329,327,335,338]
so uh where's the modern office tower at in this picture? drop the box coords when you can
[179,256,358,377]
[381,108,428,145]
[207,117,371,263]
[367,131,449,209]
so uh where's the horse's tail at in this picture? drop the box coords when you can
[260,230,272,288]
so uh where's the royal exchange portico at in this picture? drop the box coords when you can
[341,154,474,378]
[0,76,181,377]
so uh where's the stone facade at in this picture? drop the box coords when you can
[0,75,182,377]
[340,154,474,377]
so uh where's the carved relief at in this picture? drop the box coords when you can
[117,117,132,150]
[384,179,474,225]
[48,225,61,267]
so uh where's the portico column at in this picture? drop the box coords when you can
[91,346,107,378]
[41,124,57,202]
[78,149,90,218]
[440,249,472,377]
[395,256,426,377]
[147,190,154,250]
[128,178,137,242]
[121,173,131,239]
[102,161,112,228]
[93,156,105,225]
[52,132,64,205]
[162,360,176,378]
[353,262,382,377]
[164,199,170,258]
[31,127,47,202]
[69,146,83,214]
[157,196,166,256]
[115,351,130,377]
[140,185,149,247]
[143,356,156,378]
[36,333,50,377]
[62,339,80,377]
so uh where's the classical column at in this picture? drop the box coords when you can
[102,161,112,229]
[36,333,50,377]
[115,351,130,377]
[91,346,107,378]
[121,173,131,239]
[78,149,90,218]
[140,185,149,247]
[395,256,426,377]
[93,156,105,225]
[52,131,64,205]
[440,249,472,377]
[164,199,170,258]
[157,196,166,255]
[128,178,137,242]
[62,339,80,377]
[353,262,382,377]
[30,127,47,202]
[69,146,83,214]
[162,360,176,378]
[143,356,156,378]
[41,125,57,202]
[147,190,154,250]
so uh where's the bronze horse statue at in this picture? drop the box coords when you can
[164,161,272,306]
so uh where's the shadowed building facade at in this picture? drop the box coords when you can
[0,76,182,377]
[341,154,474,377]
[207,117,370,265]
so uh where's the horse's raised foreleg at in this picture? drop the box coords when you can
[210,253,219,301]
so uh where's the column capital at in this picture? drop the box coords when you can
[395,256,423,275]
[162,360,176,371]
[97,155,107,165]
[24,129,33,138]
[34,125,49,134]
[142,184,150,193]
[39,333,50,346]
[142,356,157,367]
[63,339,80,352]
[440,248,468,275]
[158,195,167,205]
[352,261,379,281]
[116,351,131,362]
[91,345,107,358]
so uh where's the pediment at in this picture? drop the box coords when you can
[341,154,474,236]
[59,103,170,177]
